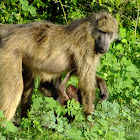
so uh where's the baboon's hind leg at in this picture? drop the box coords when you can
[21,66,34,119]
[39,81,59,100]
[0,52,23,121]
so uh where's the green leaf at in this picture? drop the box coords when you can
[138,0,140,7]
[121,57,131,65]
[116,44,123,51]
[32,98,40,110]
[0,110,4,118]
[5,121,18,133]
[134,86,139,96]
[28,6,36,16]
[121,39,127,43]
[45,97,60,111]
[118,131,125,139]
[110,0,114,3]
[91,0,96,6]
[98,129,103,135]
[108,7,113,12]
[115,0,121,6]
[127,64,139,72]
[67,99,71,107]
[131,98,138,105]
[71,99,75,104]
[119,28,126,38]
[67,126,82,139]
[34,78,40,89]
[121,80,133,89]
[126,64,139,78]
[73,102,80,110]
[99,0,102,5]
[129,71,139,78]
[11,0,18,2]
[0,135,6,140]
[72,0,77,5]
[20,0,29,11]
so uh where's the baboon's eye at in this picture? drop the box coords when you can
[98,30,106,34]
[99,30,113,38]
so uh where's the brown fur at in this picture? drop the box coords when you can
[41,72,108,105]
[0,12,118,121]
[66,84,80,101]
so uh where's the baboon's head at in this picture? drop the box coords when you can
[89,12,118,54]
[66,84,79,101]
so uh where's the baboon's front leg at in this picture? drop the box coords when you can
[80,87,95,118]
[96,76,109,103]
[76,57,96,118]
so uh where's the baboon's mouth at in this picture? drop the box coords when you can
[98,49,106,54]
[95,47,107,54]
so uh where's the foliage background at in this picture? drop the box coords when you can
[0,0,140,139]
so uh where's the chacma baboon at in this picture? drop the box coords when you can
[40,71,108,123]
[40,71,108,105]
[0,12,118,121]
[64,75,109,104]
[39,70,80,105]
[55,70,79,105]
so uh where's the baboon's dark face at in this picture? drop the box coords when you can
[66,84,79,101]
[95,31,113,54]
[91,12,118,54]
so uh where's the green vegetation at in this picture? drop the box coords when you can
[0,0,140,139]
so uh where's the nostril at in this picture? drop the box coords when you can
[100,47,104,51]
[99,46,105,53]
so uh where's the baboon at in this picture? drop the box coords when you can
[40,70,81,105]
[0,12,118,121]
[67,76,109,104]
[55,70,80,105]
[37,71,109,123]
[40,71,108,105]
